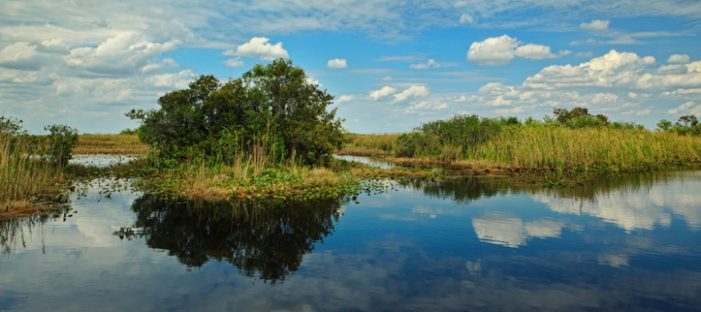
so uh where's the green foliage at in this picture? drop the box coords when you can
[395,115,517,158]
[129,59,343,166]
[44,124,78,167]
[658,115,701,136]
[0,116,25,136]
[119,128,138,135]
[553,107,611,128]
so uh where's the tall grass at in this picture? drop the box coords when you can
[1,134,64,212]
[472,126,701,172]
[74,134,148,155]
[338,133,398,156]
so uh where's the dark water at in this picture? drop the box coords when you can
[2,171,701,311]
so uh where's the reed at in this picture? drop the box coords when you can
[0,134,64,216]
[472,126,701,173]
[338,133,399,156]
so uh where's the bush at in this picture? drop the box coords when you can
[0,116,25,136]
[395,115,515,158]
[658,115,701,136]
[44,124,78,167]
[128,59,343,166]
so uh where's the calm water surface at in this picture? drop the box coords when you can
[2,169,701,311]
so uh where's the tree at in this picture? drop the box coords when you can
[657,119,673,131]
[128,59,344,165]
[0,116,25,136]
[44,124,78,166]
[552,107,610,128]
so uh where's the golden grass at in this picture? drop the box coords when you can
[74,134,148,155]
[1,134,65,218]
[472,127,701,172]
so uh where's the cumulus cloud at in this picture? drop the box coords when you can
[580,19,610,32]
[65,32,178,76]
[393,85,429,102]
[369,86,396,100]
[667,54,690,64]
[0,42,39,69]
[467,35,565,65]
[467,35,519,65]
[327,58,348,69]
[524,50,656,89]
[515,44,558,59]
[226,37,288,61]
[459,50,701,119]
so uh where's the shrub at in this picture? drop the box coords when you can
[394,115,514,158]
[44,124,78,167]
[658,115,701,136]
[0,116,25,136]
[128,59,343,166]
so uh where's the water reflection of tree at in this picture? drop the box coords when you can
[403,171,685,204]
[115,195,345,283]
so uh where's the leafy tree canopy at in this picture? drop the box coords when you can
[128,59,344,165]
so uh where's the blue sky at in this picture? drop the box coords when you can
[1,1,701,133]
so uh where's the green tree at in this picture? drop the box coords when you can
[128,59,344,165]
[44,124,78,166]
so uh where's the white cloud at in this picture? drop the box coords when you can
[141,58,178,72]
[336,95,354,104]
[0,42,38,68]
[227,37,288,61]
[524,50,656,89]
[467,35,519,65]
[668,101,701,115]
[468,35,565,65]
[369,86,396,100]
[327,58,348,69]
[515,44,557,59]
[667,54,690,64]
[393,85,429,102]
[580,19,610,32]
[65,32,178,76]
[410,59,440,69]
[149,69,194,89]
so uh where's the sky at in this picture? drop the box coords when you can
[1,0,701,133]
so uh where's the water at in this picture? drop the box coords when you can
[69,154,138,168]
[2,170,701,311]
[333,154,394,169]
